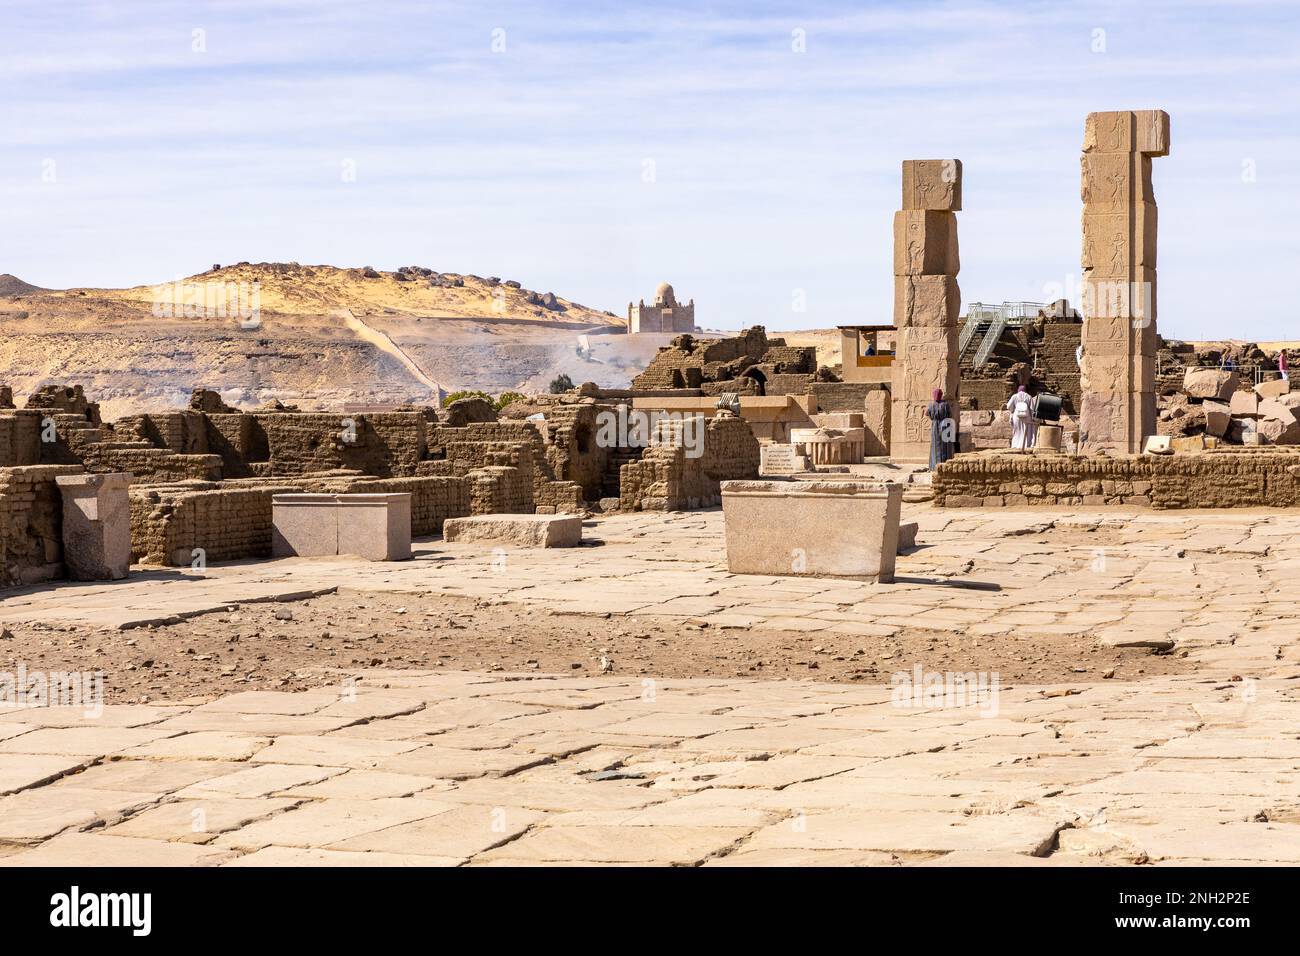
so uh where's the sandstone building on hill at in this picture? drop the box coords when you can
[628,282,695,334]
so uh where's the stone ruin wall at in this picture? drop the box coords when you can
[960,317,1083,414]
[619,414,760,511]
[0,465,83,588]
[130,480,305,566]
[633,327,817,395]
[933,449,1300,509]
[130,473,474,566]
[0,382,765,579]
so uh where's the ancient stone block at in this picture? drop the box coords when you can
[271,493,412,561]
[1255,378,1290,400]
[271,494,338,558]
[1170,435,1206,453]
[1229,390,1259,416]
[54,472,132,581]
[863,390,890,457]
[1182,367,1239,401]
[893,275,961,329]
[892,210,959,275]
[1202,401,1231,438]
[1257,399,1300,443]
[336,494,412,561]
[720,480,901,581]
[1081,152,1154,205]
[897,520,918,551]
[443,514,582,548]
[901,159,962,211]
[1081,202,1157,275]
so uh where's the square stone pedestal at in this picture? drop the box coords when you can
[272,493,412,561]
[338,494,412,560]
[54,472,133,581]
[720,479,903,582]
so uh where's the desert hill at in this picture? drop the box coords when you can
[0,263,675,418]
[0,274,44,297]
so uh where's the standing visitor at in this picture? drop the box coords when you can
[1007,385,1036,450]
[925,388,955,469]
[1280,349,1289,382]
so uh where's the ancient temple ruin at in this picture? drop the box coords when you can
[890,160,962,462]
[1078,109,1169,454]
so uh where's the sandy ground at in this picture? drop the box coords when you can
[1,589,1188,704]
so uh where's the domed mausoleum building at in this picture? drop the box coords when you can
[627,281,695,334]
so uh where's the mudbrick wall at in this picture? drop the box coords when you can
[258,412,429,477]
[809,382,884,414]
[959,318,1083,413]
[130,480,306,566]
[0,465,83,587]
[619,413,760,511]
[933,448,1300,509]
[131,473,477,565]
[0,411,41,467]
[81,443,222,482]
[633,328,809,391]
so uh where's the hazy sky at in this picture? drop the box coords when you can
[3,0,1298,339]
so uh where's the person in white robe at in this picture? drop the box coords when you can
[1007,386,1036,450]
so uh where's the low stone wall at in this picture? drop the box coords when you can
[933,448,1300,509]
[0,465,84,587]
[130,480,305,566]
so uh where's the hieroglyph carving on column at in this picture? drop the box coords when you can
[890,159,961,462]
[1079,110,1169,454]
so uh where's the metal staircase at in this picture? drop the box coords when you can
[971,312,1008,367]
[958,301,1048,367]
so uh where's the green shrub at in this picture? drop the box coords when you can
[441,389,492,408]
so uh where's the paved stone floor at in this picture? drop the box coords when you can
[2,506,1298,865]
[3,507,1298,679]
[0,670,1297,866]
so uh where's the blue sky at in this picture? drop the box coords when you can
[2,0,1298,339]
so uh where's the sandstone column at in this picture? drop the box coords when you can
[1079,110,1169,454]
[890,159,961,462]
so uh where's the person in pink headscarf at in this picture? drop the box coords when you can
[925,387,955,469]
[1007,385,1036,449]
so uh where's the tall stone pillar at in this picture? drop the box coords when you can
[890,159,961,462]
[1079,110,1169,454]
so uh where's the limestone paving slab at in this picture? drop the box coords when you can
[4,506,1300,865]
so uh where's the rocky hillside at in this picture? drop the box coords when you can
[0,263,672,418]
[0,274,44,297]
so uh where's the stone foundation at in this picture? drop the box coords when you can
[933,448,1300,509]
